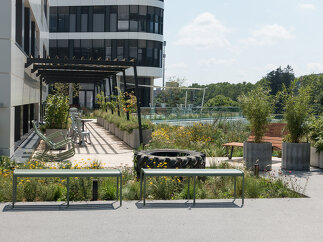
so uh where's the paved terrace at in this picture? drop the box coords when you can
[4,120,323,241]
[34,120,241,168]
[1,167,323,241]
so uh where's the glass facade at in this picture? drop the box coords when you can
[50,5,163,34]
[49,39,163,68]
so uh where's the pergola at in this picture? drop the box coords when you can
[25,57,144,144]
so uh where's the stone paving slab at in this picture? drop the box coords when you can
[1,196,323,242]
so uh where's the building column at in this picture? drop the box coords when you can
[150,77,154,107]
[0,107,15,157]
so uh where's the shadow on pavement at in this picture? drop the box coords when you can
[3,202,118,212]
[136,200,241,209]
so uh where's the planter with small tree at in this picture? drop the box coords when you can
[239,86,274,170]
[309,115,323,168]
[281,80,312,170]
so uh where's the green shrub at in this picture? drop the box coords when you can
[45,94,70,129]
[238,86,274,143]
[309,115,323,151]
[280,80,312,143]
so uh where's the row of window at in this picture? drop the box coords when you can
[49,39,163,68]
[50,5,163,34]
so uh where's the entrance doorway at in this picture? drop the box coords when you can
[79,90,94,109]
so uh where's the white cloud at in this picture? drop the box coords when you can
[264,64,277,71]
[199,58,236,67]
[169,62,188,69]
[175,12,231,50]
[298,3,315,10]
[241,24,293,46]
[307,63,323,73]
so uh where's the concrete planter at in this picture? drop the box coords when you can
[115,127,124,140]
[127,129,152,149]
[310,147,323,168]
[104,119,109,130]
[243,142,272,170]
[123,131,130,145]
[282,142,310,170]
[46,129,68,150]
[109,123,115,134]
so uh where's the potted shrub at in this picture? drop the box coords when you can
[239,86,274,170]
[281,80,312,170]
[45,94,70,149]
[309,115,323,168]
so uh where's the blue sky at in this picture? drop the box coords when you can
[156,0,323,86]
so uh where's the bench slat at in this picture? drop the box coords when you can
[14,169,121,177]
[142,168,244,176]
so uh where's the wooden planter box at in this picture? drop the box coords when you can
[282,142,310,170]
[310,147,323,168]
[243,142,272,171]
[46,129,68,150]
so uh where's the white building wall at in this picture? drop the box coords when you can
[0,0,49,157]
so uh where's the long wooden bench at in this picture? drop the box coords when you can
[139,168,245,206]
[223,123,287,159]
[12,169,122,207]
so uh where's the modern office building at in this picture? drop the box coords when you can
[49,0,164,108]
[0,0,49,157]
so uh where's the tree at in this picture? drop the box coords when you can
[205,95,238,107]
[257,66,295,113]
[155,77,186,107]
[299,74,323,114]
[263,66,295,96]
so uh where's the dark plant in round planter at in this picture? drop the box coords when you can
[280,80,312,170]
[239,86,274,170]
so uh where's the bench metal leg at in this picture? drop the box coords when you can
[66,177,70,207]
[116,177,119,200]
[193,176,196,205]
[139,170,143,200]
[242,175,245,206]
[187,176,190,200]
[234,176,236,199]
[12,176,17,208]
[120,175,122,207]
[229,146,234,160]
[143,175,147,206]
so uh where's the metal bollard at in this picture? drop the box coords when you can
[254,159,259,178]
[92,179,98,201]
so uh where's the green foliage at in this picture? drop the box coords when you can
[0,157,304,202]
[299,74,323,114]
[238,86,274,143]
[45,94,70,129]
[99,110,153,133]
[96,91,108,112]
[280,80,312,143]
[148,121,249,157]
[309,115,323,151]
[205,95,238,107]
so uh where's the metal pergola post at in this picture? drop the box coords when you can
[114,74,121,116]
[39,77,43,123]
[108,77,113,114]
[123,70,130,120]
[133,65,143,145]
